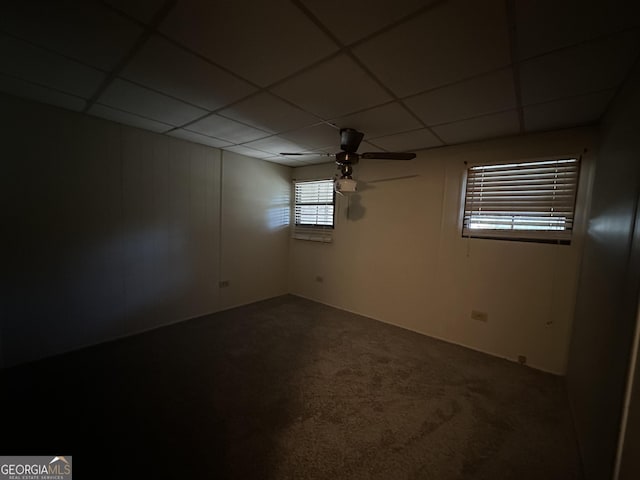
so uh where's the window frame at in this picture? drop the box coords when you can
[292,179,335,243]
[460,156,581,245]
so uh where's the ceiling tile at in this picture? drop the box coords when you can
[332,102,422,138]
[104,0,167,23]
[524,90,615,132]
[122,35,256,111]
[243,136,310,155]
[98,79,208,126]
[271,54,392,118]
[369,128,443,152]
[0,73,86,112]
[520,30,640,105]
[432,110,520,144]
[223,145,277,159]
[298,156,334,166]
[166,129,231,148]
[264,156,307,167]
[359,141,381,152]
[159,0,338,86]
[515,0,640,60]
[299,0,438,45]
[280,123,340,150]
[218,93,319,133]
[88,104,173,133]
[264,152,333,164]
[0,1,142,71]
[186,114,270,143]
[353,0,511,97]
[0,34,105,98]
[405,68,517,126]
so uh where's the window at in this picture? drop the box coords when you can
[293,179,334,242]
[462,158,580,243]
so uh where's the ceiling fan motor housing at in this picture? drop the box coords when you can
[340,128,364,152]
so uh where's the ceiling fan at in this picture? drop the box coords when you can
[280,128,416,193]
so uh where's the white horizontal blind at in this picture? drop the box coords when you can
[462,158,579,242]
[293,180,334,242]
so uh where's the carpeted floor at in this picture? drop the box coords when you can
[2,295,582,479]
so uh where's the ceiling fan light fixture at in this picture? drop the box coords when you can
[335,177,357,194]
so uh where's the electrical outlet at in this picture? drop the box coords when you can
[219,280,230,288]
[471,310,488,322]
[315,275,323,283]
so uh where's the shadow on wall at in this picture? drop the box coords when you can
[345,194,367,221]
[3,227,196,367]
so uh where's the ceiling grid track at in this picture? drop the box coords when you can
[290,0,447,146]
[2,0,637,164]
[506,0,525,134]
[83,0,178,113]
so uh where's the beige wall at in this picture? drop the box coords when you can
[566,63,640,480]
[1,93,290,367]
[290,127,597,374]
[219,151,291,309]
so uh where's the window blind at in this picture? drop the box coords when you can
[462,158,579,243]
[293,180,334,242]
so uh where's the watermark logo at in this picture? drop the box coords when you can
[0,456,72,480]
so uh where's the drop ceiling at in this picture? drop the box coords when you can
[1,0,638,166]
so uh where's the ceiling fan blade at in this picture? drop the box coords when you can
[361,152,416,160]
[280,152,333,156]
[367,174,420,184]
[340,128,364,153]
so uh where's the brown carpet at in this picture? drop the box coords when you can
[2,295,582,479]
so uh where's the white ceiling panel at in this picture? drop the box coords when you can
[104,0,167,24]
[405,68,517,126]
[98,79,208,126]
[0,34,105,98]
[288,154,334,165]
[219,93,319,134]
[0,74,86,112]
[432,110,520,144]
[359,141,382,153]
[369,128,443,152]
[0,1,142,71]
[353,0,511,97]
[520,30,640,106]
[299,0,438,45]
[280,123,341,150]
[159,0,339,86]
[524,90,616,132]
[122,35,256,111]
[271,54,392,119]
[333,102,422,138]
[223,145,278,159]
[304,155,335,165]
[264,156,308,167]
[0,0,634,155]
[515,0,640,60]
[243,136,311,155]
[168,129,230,148]
[186,114,270,143]
[167,129,232,148]
[88,104,173,133]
